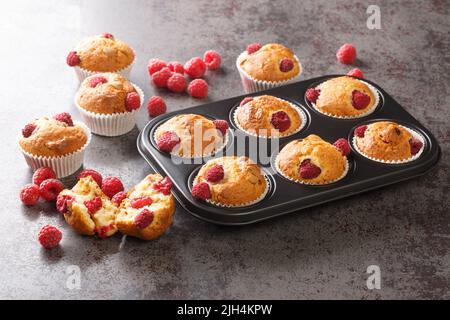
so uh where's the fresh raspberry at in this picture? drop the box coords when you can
[279,58,294,72]
[203,50,222,70]
[102,33,114,39]
[125,92,141,111]
[305,88,321,103]
[134,209,154,229]
[101,176,124,198]
[352,90,370,110]
[130,196,153,209]
[409,138,423,155]
[147,58,167,76]
[153,176,172,195]
[147,96,167,117]
[56,194,74,214]
[152,67,172,88]
[22,123,37,138]
[184,57,206,79]
[333,138,351,156]
[336,43,357,64]
[84,196,102,215]
[192,182,211,200]
[205,164,224,183]
[187,79,208,99]
[240,97,253,106]
[53,112,74,126]
[39,179,64,201]
[32,167,56,186]
[354,125,368,138]
[271,111,291,132]
[38,225,62,249]
[66,51,80,67]
[20,184,40,206]
[299,159,322,179]
[213,119,229,135]
[157,131,180,153]
[89,75,107,88]
[96,224,114,238]
[167,73,187,93]
[168,61,184,74]
[347,68,364,78]
[78,169,103,187]
[111,191,127,207]
[246,43,262,54]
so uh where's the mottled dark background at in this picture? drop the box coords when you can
[0,0,448,299]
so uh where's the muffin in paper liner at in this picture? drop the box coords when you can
[352,125,425,164]
[19,121,92,178]
[75,83,144,137]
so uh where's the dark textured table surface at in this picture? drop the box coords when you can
[1,0,448,299]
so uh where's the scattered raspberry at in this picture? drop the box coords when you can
[354,125,368,138]
[147,96,167,117]
[167,73,187,93]
[240,97,253,106]
[168,61,184,74]
[84,196,102,215]
[56,194,74,214]
[20,184,40,206]
[279,58,294,72]
[22,123,37,138]
[157,131,180,153]
[111,191,127,207]
[409,138,423,155]
[213,119,229,135]
[347,68,364,78]
[205,164,224,183]
[246,43,262,54]
[192,182,211,200]
[299,159,322,179]
[147,58,167,76]
[134,209,154,229]
[305,88,321,103]
[32,167,56,186]
[336,43,357,64]
[333,138,351,156]
[153,177,172,195]
[66,51,80,67]
[271,111,291,132]
[203,50,221,70]
[101,176,124,198]
[152,67,172,88]
[96,224,114,238]
[89,75,107,88]
[125,92,141,111]
[39,179,64,201]
[130,196,153,209]
[38,225,62,249]
[53,112,74,126]
[102,33,114,39]
[78,169,103,187]
[184,57,206,79]
[352,90,371,110]
[188,79,208,98]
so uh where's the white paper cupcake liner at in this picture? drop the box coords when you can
[75,83,144,136]
[352,125,425,164]
[19,121,92,178]
[236,52,302,93]
[233,97,307,138]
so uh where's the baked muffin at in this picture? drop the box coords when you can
[154,114,228,157]
[116,174,175,240]
[305,76,378,118]
[192,156,267,206]
[276,135,349,185]
[56,176,118,238]
[235,95,305,137]
[353,121,424,162]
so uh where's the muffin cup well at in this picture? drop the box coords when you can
[19,122,92,178]
[236,52,302,93]
[75,83,144,137]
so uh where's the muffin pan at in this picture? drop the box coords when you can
[137,75,441,225]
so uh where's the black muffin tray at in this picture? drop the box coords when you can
[137,75,441,225]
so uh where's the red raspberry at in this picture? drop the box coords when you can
[336,43,357,64]
[32,167,56,186]
[102,33,114,39]
[134,209,154,229]
[168,61,184,74]
[78,169,103,187]
[213,119,229,135]
[147,58,167,76]
[192,182,211,200]
[246,43,262,54]
[409,138,423,155]
[333,138,351,156]
[205,164,224,182]
[188,79,208,99]
[184,57,206,79]
[53,112,74,126]
[347,68,364,78]
[125,92,141,111]
[101,176,124,198]
[203,50,222,70]
[352,90,370,110]
[167,73,187,93]
[39,179,64,201]
[56,194,74,214]
[89,75,107,88]
[271,111,291,132]
[130,196,153,209]
[111,191,127,207]
[279,58,294,72]
[153,176,173,195]
[299,159,322,179]
[157,131,180,153]
[147,96,167,117]
[96,224,114,238]
[354,125,368,138]
[305,88,321,103]
[84,196,102,215]
[38,225,62,249]
[66,51,80,67]
[240,97,253,106]
[152,67,172,88]
[20,184,40,206]
[22,123,37,138]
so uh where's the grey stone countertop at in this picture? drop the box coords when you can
[0,0,448,299]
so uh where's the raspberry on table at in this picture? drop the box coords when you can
[305,88,321,103]
[157,131,180,153]
[66,51,80,67]
[188,79,208,99]
[20,184,40,206]
[147,96,167,117]
[39,178,64,201]
[125,92,141,111]
[38,225,62,249]
[352,90,370,110]
[134,209,154,229]
[336,43,357,64]
[53,112,74,126]
[102,33,114,39]
[271,111,291,132]
[184,57,206,79]
[333,138,351,156]
[246,43,262,54]
[409,138,423,155]
[213,119,229,135]
[192,182,211,200]
[101,176,124,198]
[84,196,102,215]
[32,167,56,186]
[153,176,173,195]
[78,169,103,187]
[167,73,187,93]
[279,58,294,72]
[111,191,127,207]
[56,194,74,214]
[299,159,322,179]
[89,75,108,88]
[354,125,368,138]
[22,123,37,138]
[147,58,167,76]
[130,196,153,209]
[168,61,184,74]
[152,67,173,88]
[240,97,253,106]
[347,68,364,78]
[205,164,224,183]
[203,50,222,70]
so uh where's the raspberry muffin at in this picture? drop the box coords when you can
[154,114,228,157]
[353,121,424,163]
[236,43,301,93]
[116,174,175,240]
[192,156,267,206]
[56,176,118,238]
[305,76,378,118]
[234,95,305,137]
[75,73,144,136]
[66,33,135,81]
[275,135,349,185]
[19,113,91,178]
